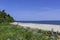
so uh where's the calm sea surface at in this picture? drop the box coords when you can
[16,21,60,25]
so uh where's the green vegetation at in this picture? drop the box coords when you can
[0,10,14,23]
[0,23,58,40]
[0,10,58,40]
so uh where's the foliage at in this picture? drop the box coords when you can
[0,10,14,23]
[0,23,58,40]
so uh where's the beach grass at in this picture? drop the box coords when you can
[0,23,58,40]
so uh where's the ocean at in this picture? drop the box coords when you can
[16,21,60,25]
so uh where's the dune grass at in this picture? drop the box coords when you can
[0,23,58,40]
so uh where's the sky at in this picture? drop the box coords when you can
[0,0,60,21]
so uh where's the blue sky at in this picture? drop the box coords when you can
[0,0,60,21]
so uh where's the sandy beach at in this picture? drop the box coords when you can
[10,22,60,33]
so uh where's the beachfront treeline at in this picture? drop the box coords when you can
[0,10,14,23]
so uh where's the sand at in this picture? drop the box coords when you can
[10,22,60,32]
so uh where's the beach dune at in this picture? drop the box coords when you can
[11,22,60,33]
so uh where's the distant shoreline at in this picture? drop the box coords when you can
[15,21,60,25]
[10,22,60,33]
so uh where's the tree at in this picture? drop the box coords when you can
[0,10,14,23]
